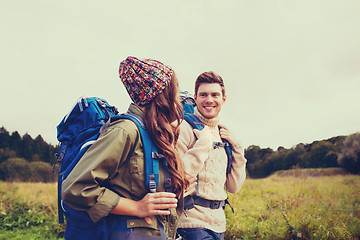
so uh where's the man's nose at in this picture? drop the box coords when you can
[205,96,214,102]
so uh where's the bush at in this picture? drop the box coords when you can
[29,161,56,182]
[0,158,30,181]
[0,158,58,182]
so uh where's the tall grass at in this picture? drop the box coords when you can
[0,182,62,239]
[0,170,359,239]
[225,174,360,239]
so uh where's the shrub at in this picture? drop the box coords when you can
[29,161,56,182]
[0,158,30,181]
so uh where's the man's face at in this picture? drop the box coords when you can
[195,83,226,119]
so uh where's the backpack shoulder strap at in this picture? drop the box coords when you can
[113,113,160,193]
[183,113,204,130]
[184,113,233,175]
[218,126,234,174]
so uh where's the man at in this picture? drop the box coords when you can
[176,71,247,240]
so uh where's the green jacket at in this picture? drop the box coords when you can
[62,103,183,239]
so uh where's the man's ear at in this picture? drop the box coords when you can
[222,94,227,103]
[194,93,200,108]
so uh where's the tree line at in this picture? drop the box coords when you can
[0,126,359,182]
[245,133,360,178]
[0,127,58,182]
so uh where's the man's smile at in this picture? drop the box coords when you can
[203,106,215,111]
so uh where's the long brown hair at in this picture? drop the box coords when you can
[144,73,188,197]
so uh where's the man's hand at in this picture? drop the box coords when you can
[184,176,197,197]
[193,125,212,140]
[218,124,239,147]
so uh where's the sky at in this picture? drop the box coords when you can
[1,0,359,150]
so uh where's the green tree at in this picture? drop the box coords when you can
[0,127,10,149]
[263,150,286,175]
[0,147,17,163]
[244,145,262,165]
[33,135,56,163]
[21,133,34,161]
[245,145,274,178]
[324,151,339,167]
[300,141,335,168]
[283,144,306,169]
[338,132,360,174]
[10,131,22,154]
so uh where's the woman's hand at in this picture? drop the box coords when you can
[135,192,178,218]
[110,192,177,224]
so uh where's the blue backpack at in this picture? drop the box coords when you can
[55,97,170,227]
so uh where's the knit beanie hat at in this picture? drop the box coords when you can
[119,56,173,106]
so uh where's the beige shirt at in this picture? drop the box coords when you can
[176,107,247,233]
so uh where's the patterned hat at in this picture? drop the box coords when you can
[119,56,173,105]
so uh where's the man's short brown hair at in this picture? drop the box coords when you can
[195,71,226,96]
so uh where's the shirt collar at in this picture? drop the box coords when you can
[194,107,220,128]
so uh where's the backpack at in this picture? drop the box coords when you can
[54,97,171,228]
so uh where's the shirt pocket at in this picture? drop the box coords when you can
[128,151,146,195]
[127,217,158,230]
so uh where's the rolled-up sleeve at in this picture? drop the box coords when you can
[62,125,134,223]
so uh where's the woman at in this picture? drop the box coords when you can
[62,56,190,239]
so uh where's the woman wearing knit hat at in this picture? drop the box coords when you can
[62,56,191,239]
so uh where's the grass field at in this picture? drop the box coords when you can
[0,168,359,240]
[225,169,360,239]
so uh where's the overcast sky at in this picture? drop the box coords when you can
[1,0,359,150]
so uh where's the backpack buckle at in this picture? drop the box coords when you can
[149,173,157,193]
[152,152,166,160]
[210,201,221,209]
[213,142,226,149]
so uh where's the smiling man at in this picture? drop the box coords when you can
[176,71,247,240]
